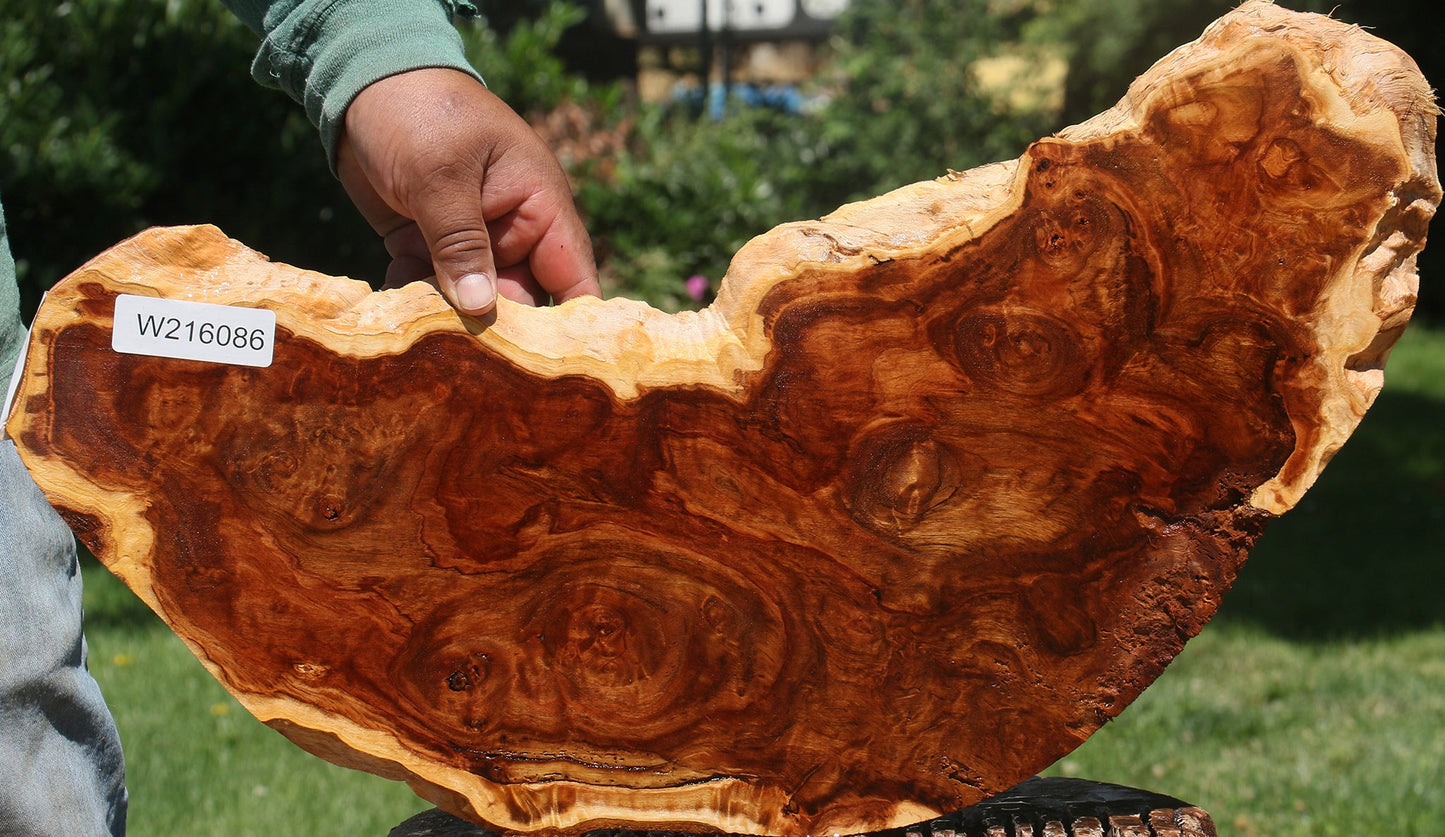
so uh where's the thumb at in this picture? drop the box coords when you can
[412,179,499,317]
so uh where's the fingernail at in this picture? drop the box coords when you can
[455,273,496,313]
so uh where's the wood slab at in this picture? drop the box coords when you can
[5,2,1438,834]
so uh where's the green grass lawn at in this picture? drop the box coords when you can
[81,324,1445,836]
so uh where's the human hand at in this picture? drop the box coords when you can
[336,68,601,316]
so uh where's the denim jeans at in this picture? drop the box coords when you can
[0,438,128,836]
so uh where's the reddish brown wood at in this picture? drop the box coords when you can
[4,2,1437,834]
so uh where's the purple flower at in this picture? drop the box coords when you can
[685,274,710,302]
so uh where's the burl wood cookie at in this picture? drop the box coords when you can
[5,2,1437,833]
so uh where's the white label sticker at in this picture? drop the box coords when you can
[112,295,276,367]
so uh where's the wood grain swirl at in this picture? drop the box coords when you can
[5,3,1438,833]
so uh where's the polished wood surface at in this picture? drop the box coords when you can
[6,2,1437,833]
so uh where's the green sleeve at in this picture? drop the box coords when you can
[221,0,484,170]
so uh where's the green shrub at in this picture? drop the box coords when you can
[575,105,824,309]
[813,0,1056,201]
[568,0,1062,308]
